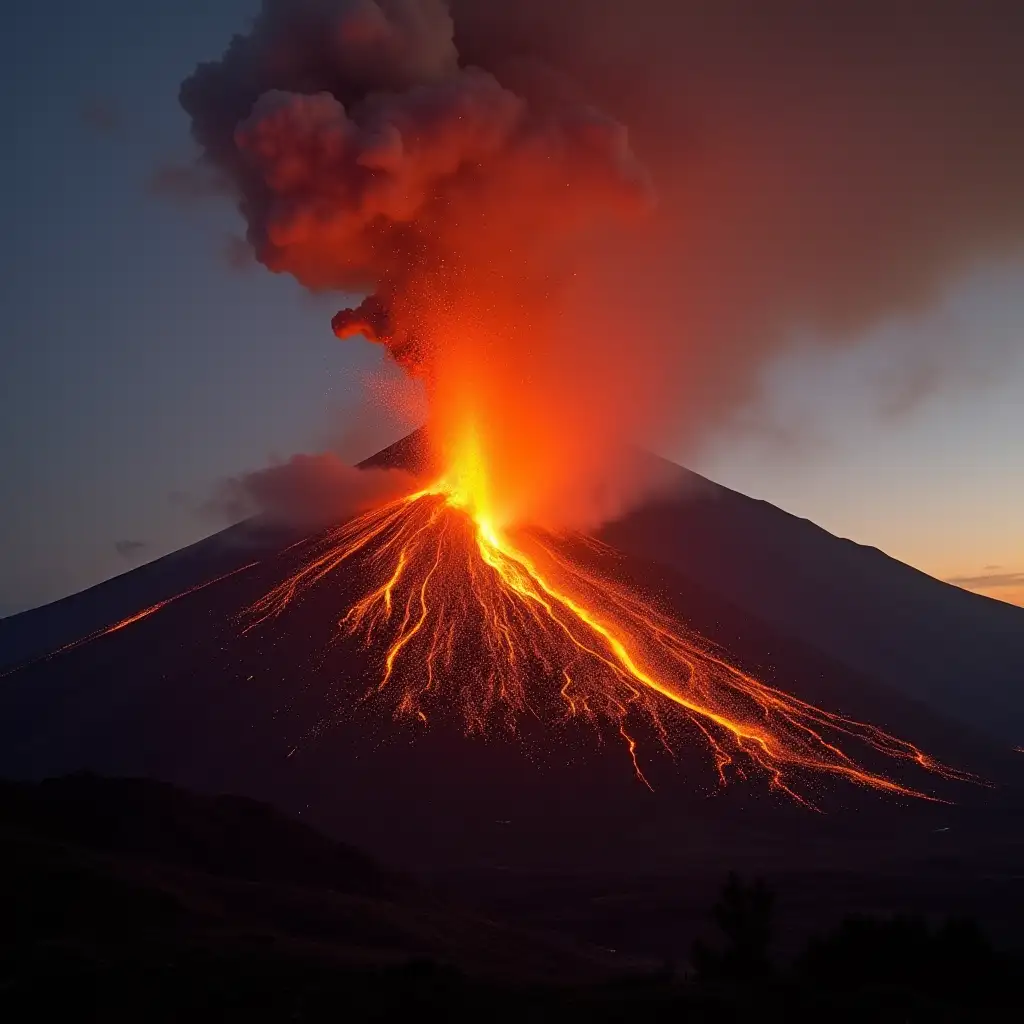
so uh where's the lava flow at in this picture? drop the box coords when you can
[242,433,969,806]
[0,563,258,680]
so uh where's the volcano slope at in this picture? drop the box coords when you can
[363,430,1024,747]
[1,433,1022,895]
[603,461,1024,749]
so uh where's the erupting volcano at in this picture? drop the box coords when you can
[229,423,967,805]
[11,0,969,808]
[11,13,1024,1001]
[7,0,997,810]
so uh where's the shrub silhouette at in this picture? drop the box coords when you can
[691,872,775,981]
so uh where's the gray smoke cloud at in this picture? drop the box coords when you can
[180,0,651,380]
[181,1,1024,512]
[212,453,415,528]
[448,0,1024,438]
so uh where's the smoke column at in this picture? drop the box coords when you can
[182,1,1024,525]
[451,0,1024,437]
[181,0,656,528]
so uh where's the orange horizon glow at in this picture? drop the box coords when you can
[945,575,1024,610]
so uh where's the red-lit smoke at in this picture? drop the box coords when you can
[181,0,658,528]
[182,0,1024,526]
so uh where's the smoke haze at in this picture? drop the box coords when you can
[452,0,1024,430]
[181,1,1024,527]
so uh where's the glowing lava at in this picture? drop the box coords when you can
[0,563,258,680]
[243,432,970,805]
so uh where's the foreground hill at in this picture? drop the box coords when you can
[3,775,1020,1022]
[0,774,604,982]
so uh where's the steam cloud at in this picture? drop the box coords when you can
[214,453,414,528]
[182,1,1024,524]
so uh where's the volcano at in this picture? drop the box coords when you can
[1,432,1023,892]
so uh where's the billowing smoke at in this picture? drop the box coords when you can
[183,0,650,377]
[213,453,414,528]
[449,0,1024,436]
[182,1,1024,526]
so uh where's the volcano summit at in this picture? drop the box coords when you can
[2,431,1022,881]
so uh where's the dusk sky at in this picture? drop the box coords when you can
[2,0,1022,617]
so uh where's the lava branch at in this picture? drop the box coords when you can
[0,562,259,680]
[242,485,973,805]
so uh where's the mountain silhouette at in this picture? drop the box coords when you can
[1,773,609,992]
[364,428,1024,746]
[1,431,1022,882]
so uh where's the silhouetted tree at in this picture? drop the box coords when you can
[691,872,775,981]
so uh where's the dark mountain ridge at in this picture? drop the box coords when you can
[1,429,1021,883]
[605,475,1024,745]
[363,427,1024,745]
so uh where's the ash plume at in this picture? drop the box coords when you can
[450,0,1024,435]
[181,0,650,382]
[181,1,1024,524]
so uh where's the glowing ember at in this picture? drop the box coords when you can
[242,434,970,805]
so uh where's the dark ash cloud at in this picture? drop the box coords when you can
[179,0,651,382]
[451,0,1024,437]
[176,0,1024,522]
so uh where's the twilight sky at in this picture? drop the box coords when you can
[1,0,1022,616]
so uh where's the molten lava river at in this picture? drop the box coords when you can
[8,431,975,806]
[233,437,970,808]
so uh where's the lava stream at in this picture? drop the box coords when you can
[243,484,971,804]
[0,562,258,680]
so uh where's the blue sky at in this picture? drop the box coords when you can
[1,0,1021,615]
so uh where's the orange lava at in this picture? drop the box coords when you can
[1,563,258,679]
[243,442,970,805]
